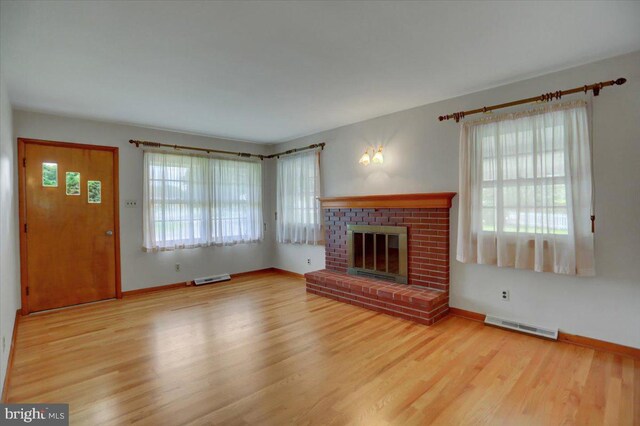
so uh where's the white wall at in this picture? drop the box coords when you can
[0,77,21,394]
[13,111,276,291]
[272,52,640,348]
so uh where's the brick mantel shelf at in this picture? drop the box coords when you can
[319,192,457,210]
[307,191,457,326]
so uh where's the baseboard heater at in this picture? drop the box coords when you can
[193,274,231,286]
[485,315,558,340]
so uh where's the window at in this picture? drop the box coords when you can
[480,124,569,235]
[457,101,595,276]
[88,181,101,203]
[42,162,58,187]
[143,151,263,251]
[66,172,80,195]
[210,157,263,244]
[276,150,322,244]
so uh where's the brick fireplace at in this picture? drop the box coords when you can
[305,192,456,325]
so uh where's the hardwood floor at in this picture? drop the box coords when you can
[6,271,639,425]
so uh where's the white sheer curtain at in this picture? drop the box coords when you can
[457,100,595,276]
[210,157,263,245]
[276,150,323,244]
[143,151,262,251]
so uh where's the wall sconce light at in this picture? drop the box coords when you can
[372,147,384,164]
[359,147,384,166]
[359,149,371,166]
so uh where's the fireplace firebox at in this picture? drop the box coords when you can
[347,224,408,284]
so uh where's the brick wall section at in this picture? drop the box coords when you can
[324,208,451,292]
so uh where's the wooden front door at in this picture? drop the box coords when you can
[18,139,121,313]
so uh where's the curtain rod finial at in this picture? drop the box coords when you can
[615,78,627,85]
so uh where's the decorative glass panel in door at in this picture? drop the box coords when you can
[88,180,101,203]
[66,171,80,195]
[42,162,58,187]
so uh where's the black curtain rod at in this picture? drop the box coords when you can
[129,140,325,160]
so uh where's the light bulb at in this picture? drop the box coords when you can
[359,150,371,166]
[372,147,384,164]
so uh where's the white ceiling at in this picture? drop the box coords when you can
[1,1,639,143]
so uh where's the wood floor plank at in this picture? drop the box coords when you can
[6,271,638,425]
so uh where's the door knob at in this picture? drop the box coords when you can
[106,230,113,236]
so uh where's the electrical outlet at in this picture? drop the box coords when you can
[125,199,138,208]
[501,290,510,301]
[307,258,311,265]
[175,263,181,272]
